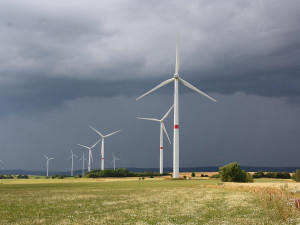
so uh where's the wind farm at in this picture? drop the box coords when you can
[1,1,300,223]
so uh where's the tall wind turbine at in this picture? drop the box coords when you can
[77,139,100,171]
[111,153,121,170]
[137,105,174,174]
[89,125,121,170]
[136,34,217,178]
[44,154,54,177]
[79,152,88,176]
[68,148,78,176]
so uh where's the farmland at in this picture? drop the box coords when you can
[1,176,300,224]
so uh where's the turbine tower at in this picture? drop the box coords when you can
[111,153,121,170]
[137,105,174,174]
[89,125,121,170]
[77,139,100,171]
[68,148,78,176]
[44,154,54,177]
[79,152,88,176]
[136,33,217,178]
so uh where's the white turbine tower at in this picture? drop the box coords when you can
[111,153,121,170]
[79,152,88,176]
[77,139,100,172]
[136,34,217,178]
[44,154,54,177]
[137,105,174,174]
[68,148,78,177]
[89,125,121,170]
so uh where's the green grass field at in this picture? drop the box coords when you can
[1,177,300,224]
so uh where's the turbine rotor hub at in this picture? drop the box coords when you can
[174,74,179,79]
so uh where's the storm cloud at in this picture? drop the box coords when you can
[0,0,300,171]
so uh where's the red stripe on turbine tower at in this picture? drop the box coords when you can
[102,158,104,160]
[160,147,163,149]
[174,125,179,129]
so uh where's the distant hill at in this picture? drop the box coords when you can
[1,166,300,176]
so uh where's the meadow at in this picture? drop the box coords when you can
[1,176,300,224]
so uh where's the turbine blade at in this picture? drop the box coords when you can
[136,117,160,122]
[111,159,114,164]
[43,154,48,160]
[112,153,115,158]
[115,158,121,160]
[73,155,79,158]
[67,156,72,160]
[162,105,174,120]
[136,78,175,100]
[77,144,90,150]
[89,125,104,137]
[162,123,171,144]
[175,32,180,75]
[91,139,101,149]
[104,130,121,138]
[179,78,217,102]
[90,151,94,163]
[49,158,54,160]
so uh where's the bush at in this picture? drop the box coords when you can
[253,170,264,178]
[191,172,195,177]
[52,174,57,179]
[210,174,220,178]
[74,174,82,178]
[57,175,65,179]
[292,170,300,182]
[219,162,253,183]
[265,171,291,179]
[17,175,28,179]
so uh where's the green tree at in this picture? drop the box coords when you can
[219,162,253,183]
[292,170,300,182]
[191,172,195,177]
[253,170,264,178]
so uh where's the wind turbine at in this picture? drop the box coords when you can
[68,148,78,176]
[137,105,174,174]
[44,154,54,177]
[111,153,121,170]
[89,125,121,170]
[136,33,217,178]
[79,152,88,176]
[77,139,100,172]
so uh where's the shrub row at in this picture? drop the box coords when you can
[253,170,291,179]
[84,168,170,178]
[0,174,14,179]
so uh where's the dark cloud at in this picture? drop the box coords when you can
[0,0,300,171]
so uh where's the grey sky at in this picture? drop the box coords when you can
[0,0,299,171]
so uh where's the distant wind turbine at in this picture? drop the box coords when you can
[89,125,121,170]
[44,154,54,177]
[68,148,78,176]
[136,33,217,178]
[111,153,121,170]
[79,152,88,177]
[137,105,174,174]
[77,139,100,171]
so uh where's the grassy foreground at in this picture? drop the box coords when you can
[0,177,300,224]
